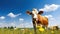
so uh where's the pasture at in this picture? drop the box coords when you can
[0,28,60,34]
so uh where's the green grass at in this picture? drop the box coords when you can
[0,28,60,34]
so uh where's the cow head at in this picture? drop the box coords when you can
[26,8,43,19]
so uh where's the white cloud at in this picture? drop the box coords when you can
[17,23,24,28]
[9,23,16,27]
[39,4,60,12]
[44,15,58,27]
[0,21,33,28]
[7,12,21,18]
[0,22,16,28]
[0,23,4,27]
[45,15,56,23]
[0,23,8,28]
[17,22,33,28]
[45,15,54,23]
[19,18,24,21]
[24,23,33,28]
[45,15,53,18]
[44,15,56,21]
[0,16,5,19]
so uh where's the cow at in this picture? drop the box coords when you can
[26,8,48,34]
[48,26,59,30]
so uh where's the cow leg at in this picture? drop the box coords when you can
[42,25,48,31]
[33,24,37,34]
[33,21,37,34]
[45,25,48,30]
[42,25,46,30]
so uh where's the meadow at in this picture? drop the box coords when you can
[0,28,60,34]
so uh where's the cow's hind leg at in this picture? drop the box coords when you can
[44,25,48,31]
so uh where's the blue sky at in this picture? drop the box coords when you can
[0,0,60,28]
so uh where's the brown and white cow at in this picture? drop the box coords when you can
[26,8,48,34]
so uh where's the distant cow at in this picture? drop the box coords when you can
[48,26,59,30]
[26,8,48,34]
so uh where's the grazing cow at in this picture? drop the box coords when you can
[26,8,48,34]
[48,26,59,30]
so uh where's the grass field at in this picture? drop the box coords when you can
[0,28,60,34]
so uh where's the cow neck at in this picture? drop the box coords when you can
[37,14,42,20]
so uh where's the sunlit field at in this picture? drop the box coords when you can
[0,28,60,34]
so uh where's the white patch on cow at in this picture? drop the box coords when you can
[32,9,38,18]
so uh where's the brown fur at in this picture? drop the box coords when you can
[37,14,48,27]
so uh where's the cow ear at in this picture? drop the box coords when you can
[38,11,43,14]
[26,10,32,15]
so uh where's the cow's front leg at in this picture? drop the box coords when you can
[33,21,37,34]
